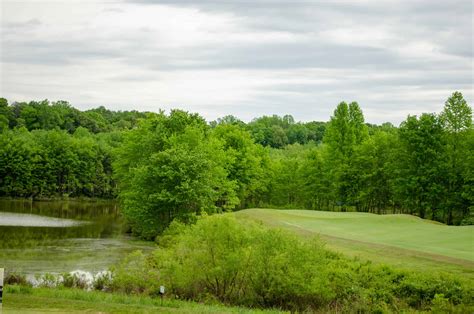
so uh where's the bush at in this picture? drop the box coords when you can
[4,271,29,286]
[112,214,474,312]
[35,273,59,288]
[460,216,474,226]
[431,294,453,313]
[110,250,161,295]
[93,271,113,291]
[61,271,94,290]
[149,215,373,311]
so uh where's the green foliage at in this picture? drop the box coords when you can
[35,273,59,288]
[147,215,339,310]
[0,128,116,198]
[93,271,113,291]
[110,250,161,294]
[211,124,271,208]
[324,101,353,157]
[263,92,472,223]
[4,271,29,286]
[316,101,369,211]
[61,272,90,290]
[114,110,238,238]
[247,114,326,147]
[112,214,474,312]
[395,113,447,219]
[440,91,472,133]
[265,144,313,207]
[0,91,471,224]
[431,294,456,313]
[4,100,147,133]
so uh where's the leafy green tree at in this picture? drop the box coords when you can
[266,144,315,207]
[247,115,290,148]
[0,129,36,196]
[323,101,368,210]
[305,121,326,143]
[1,93,470,225]
[287,123,309,144]
[395,114,446,219]
[298,146,333,210]
[211,115,245,127]
[440,92,472,134]
[114,111,237,238]
[0,98,12,132]
[325,101,368,156]
[439,91,473,223]
[349,101,368,144]
[460,128,474,224]
[324,102,353,157]
[51,101,82,133]
[350,131,397,213]
[211,124,270,208]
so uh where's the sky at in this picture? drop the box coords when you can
[0,0,472,125]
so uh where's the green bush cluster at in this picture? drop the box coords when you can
[109,251,161,294]
[110,214,474,312]
[7,271,112,291]
[4,271,29,286]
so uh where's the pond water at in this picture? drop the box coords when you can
[0,199,155,276]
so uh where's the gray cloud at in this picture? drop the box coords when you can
[2,38,124,65]
[128,0,473,59]
[0,0,472,124]
[2,18,42,29]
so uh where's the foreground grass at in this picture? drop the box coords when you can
[236,208,474,278]
[3,285,285,314]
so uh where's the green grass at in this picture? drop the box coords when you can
[3,285,285,314]
[236,208,474,278]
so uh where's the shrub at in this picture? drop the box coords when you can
[35,273,59,288]
[152,215,249,303]
[431,294,452,313]
[93,271,113,291]
[460,216,474,226]
[112,214,474,312]
[61,271,94,290]
[110,250,161,294]
[150,215,347,311]
[4,271,29,286]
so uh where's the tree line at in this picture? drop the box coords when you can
[0,98,148,133]
[268,94,473,227]
[0,128,117,198]
[0,92,472,234]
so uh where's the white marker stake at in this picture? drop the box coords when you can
[159,285,165,306]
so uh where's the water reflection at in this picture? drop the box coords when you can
[0,199,154,275]
[0,212,86,227]
[0,199,121,220]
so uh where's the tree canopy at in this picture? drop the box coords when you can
[0,91,472,236]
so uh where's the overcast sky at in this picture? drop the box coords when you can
[0,0,472,124]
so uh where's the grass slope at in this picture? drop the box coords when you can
[236,208,474,278]
[3,285,284,314]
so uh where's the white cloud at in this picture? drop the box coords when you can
[0,0,472,124]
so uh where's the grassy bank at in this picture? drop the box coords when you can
[2,285,285,314]
[3,212,473,313]
[236,208,474,278]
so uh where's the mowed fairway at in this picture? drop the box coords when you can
[236,209,474,277]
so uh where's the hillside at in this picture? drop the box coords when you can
[236,208,474,277]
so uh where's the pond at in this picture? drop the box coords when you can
[0,199,155,276]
